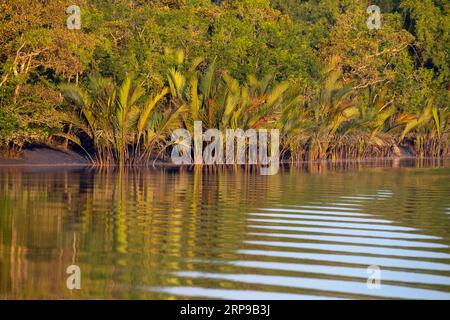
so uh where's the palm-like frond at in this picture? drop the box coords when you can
[137,87,168,139]
[167,68,186,100]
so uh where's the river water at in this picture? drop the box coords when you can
[1,159,449,299]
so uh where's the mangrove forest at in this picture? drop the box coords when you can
[0,0,449,165]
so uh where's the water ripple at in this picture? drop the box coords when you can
[174,271,450,299]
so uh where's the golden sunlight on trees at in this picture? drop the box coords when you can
[0,0,448,160]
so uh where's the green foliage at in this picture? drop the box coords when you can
[0,108,15,145]
[400,0,450,80]
[0,0,449,160]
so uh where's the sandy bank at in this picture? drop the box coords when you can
[0,146,90,166]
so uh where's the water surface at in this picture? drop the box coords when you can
[1,160,450,299]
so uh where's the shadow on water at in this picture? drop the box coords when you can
[0,158,449,299]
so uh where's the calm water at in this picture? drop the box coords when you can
[1,160,450,300]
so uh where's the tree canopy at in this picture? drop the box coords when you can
[0,0,449,160]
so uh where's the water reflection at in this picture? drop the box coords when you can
[171,271,450,299]
[0,160,449,299]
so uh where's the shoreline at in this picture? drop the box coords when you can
[0,146,90,166]
[1,145,449,168]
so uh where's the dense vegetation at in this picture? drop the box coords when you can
[0,0,449,164]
